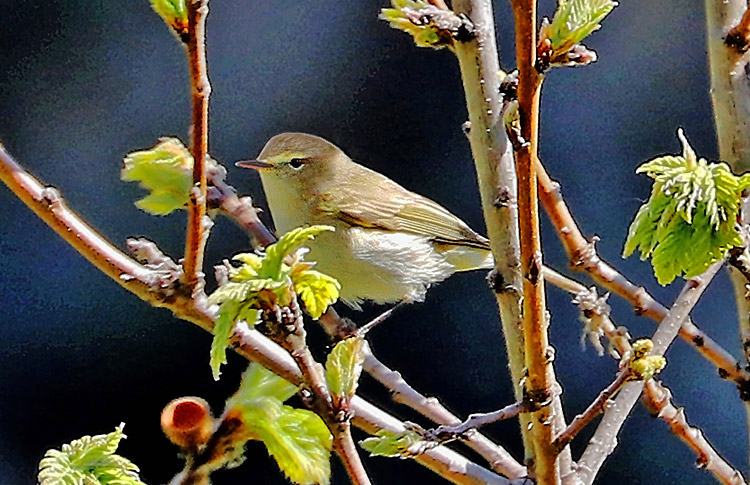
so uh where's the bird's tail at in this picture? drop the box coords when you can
[439,245,494,272]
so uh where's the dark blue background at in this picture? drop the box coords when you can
[0,1,745,483]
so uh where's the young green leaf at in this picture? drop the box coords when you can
[547,0,618,51]
[623,130,750,285]
[234,362,298,403]
[360,429,424,458]
[262,225,335,280]
[207,226,339,378]
[226,364,332,485]
[293,269,341,319]
[380,0,466,50]
[38,423,144,485]
[150,0,188,38]
[121,138,193,215]
[326,337,366,402]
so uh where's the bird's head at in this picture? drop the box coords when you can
[236,132,346,192]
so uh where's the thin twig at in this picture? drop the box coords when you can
[552,368,632,455]
[182,0,211,290]
[577,261,724,484]
[0,146,509,485]
[549,270,746,484]
[208,173,276,248]
[427,402,528,444]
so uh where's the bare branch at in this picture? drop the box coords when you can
[577,262,724,483]
[182,0,211,290]
[426,402,529,445]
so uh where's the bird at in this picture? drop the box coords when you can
[237,132,493,308]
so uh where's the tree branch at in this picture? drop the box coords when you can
[182,0,211,290]
[549,270,746,484]
[577,261,724,483]
[0,145,510,485]
[505,0,558,481]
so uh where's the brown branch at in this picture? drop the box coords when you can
[182,0,211,290]
[426,402,529,444]
[208,172,276,248]
[550,270,746,483]
[536,158,749,385]
[507,0,558,482]
[552,368,632,455]
[577,262,724,484]
[0,146,511,485]
[261,298,371,485]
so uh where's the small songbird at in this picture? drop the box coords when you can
[237,133,493,308]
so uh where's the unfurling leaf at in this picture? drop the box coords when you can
[226,364,332,485]
[150,0,188,38]
[264,226,335,280]
[547,0,617,50]
[326,337,366,402]
[38,423,144,485]
[207,226,339,378]
[380,0,469,50]
[121,138,193,215]
[293,270,341,319]
[360,429,424,458]
[623,129,750,285]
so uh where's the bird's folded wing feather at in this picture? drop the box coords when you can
[320,176,490,250]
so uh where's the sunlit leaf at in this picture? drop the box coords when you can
[360,429,424,458]
[326,337,366,401]
[38,424,144,485]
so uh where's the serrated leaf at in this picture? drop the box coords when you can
[234,363,298,403]
[227,365,332,485]
[262,226,335,280]
[360,429,423,458]
[548,0,617,50]
[121,138,193,215]
[210,301,258,380]
[623,130,750,285]
[38,424,144,485]
[293,269,340,319]
[326,337,366,401]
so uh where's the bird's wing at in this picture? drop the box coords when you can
[320,175,491,250]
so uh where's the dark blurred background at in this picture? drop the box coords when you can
[0,0,745,483]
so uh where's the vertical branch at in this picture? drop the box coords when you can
[450,0,531,458]
[507,0,557,482]
[183,0,211,290]
[706,0,750,461]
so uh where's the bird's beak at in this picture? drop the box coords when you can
[235,159,272,171]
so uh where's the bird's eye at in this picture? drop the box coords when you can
[289,158,305,170]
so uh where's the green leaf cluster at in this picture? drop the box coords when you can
[121,137,194,215]
[38,423,144,485]
[623,130,750,285]
[546,0,617,51]
[380,0,450,49]
[150,0,188,36]
[227,364,332,485]
[360,429,424,458]
[208,226,341,379]
[326,337,366,401]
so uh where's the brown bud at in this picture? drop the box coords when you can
[161,396,214,451]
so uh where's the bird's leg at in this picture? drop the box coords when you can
[357,302,406,337]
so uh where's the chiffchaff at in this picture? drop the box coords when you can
[237,132,493,308]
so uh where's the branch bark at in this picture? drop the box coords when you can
[0,145,510,485]
[183,0,211,290]
[577,261,724,483]
[706,0,750,467]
